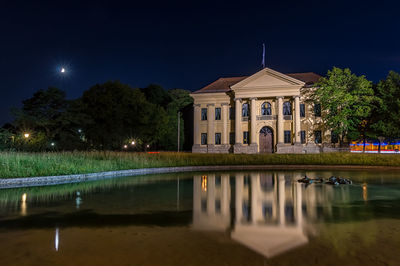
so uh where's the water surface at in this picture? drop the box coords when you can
[0,170,399,266]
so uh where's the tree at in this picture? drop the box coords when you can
[161,89,193,150]
[12,87,69,150]
[80,81,168,150]
[371,71,400,139]
[306,67,375,146]
[140,84,172,108]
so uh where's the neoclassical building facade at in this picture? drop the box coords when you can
[190,68,335,154]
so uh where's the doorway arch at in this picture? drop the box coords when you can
[259,126,274,153]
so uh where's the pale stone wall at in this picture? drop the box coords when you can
[191,69,337,154]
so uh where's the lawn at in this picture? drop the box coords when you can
[1,151,400,178]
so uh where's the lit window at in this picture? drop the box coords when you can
[242,103,249,117]
[284,130,291,143]
[215,108,221,120]
[314,130,322,144]
[283,101,292,115]
[261,102,271,115]
[300,104,305,117]
[215,133,221,145]
[201,133,207,145]
[243,131,249,144]
[201,108,207,120]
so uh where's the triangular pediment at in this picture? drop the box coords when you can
[231,68,305,90]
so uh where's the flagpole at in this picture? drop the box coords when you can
[261,43,266,69]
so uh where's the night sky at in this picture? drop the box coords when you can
[1,0,399,125]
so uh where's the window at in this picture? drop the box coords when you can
[284,130,291,143]
[215,108,221,120]
[314,103,321,117]
[283,101,292,115]
[331,131,338,144]
[215,133,221,145]
[243,131,249,144]
[300,130,306,144]
[261,102,271,115]
[201,133,207,145]
[242,103,249,117]
[201,108,207,120]
[230,132,235,145]
[300,104,305,117]
[229,107,235,120]
[314,130,322,144]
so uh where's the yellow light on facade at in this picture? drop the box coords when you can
[24,133,30,138]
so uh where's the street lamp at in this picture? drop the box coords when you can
[61,67,66,73]
[24,133,30,138]
[131,141,135,145]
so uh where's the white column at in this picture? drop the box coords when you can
[221,174,230,216]
[250,98,257,144]
[251,173,262,224]
[235,173,244,222]
[278,173,286,226]
[294,96,301,144]
[193,104,201,145]
[207,104,215,145]
[235,98,242,144]
[207,174,216,215]
[193,175,201,213]
[277,97,284,144]
[221,103,229,145]
[296,179,303,228]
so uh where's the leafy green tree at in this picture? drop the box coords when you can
[161,89,193,150]
[371,71,400,139]
[81,81,168,150]
[10,87,71,150]
[140,84,172,108]
[307,67,375,146]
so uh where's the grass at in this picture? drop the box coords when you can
[1,151,400,179]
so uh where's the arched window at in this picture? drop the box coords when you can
[242,103,249,117]
[283,101,292,115]
[261,102,271,115]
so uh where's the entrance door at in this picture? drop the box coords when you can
[259,127,274,153]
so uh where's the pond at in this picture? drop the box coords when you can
[0,170,399,266]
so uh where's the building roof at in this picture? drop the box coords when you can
[285,72,322,85]
[192,72,321,94]
[192,76,248,94]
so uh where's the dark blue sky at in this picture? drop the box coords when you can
[1,0,399,125]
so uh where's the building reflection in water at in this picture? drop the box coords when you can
[192,172,334,258]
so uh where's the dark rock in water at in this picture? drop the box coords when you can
[326,176,352,185]
[298,176,324,184]
[298,176,311,183]
[299,175,351,185]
